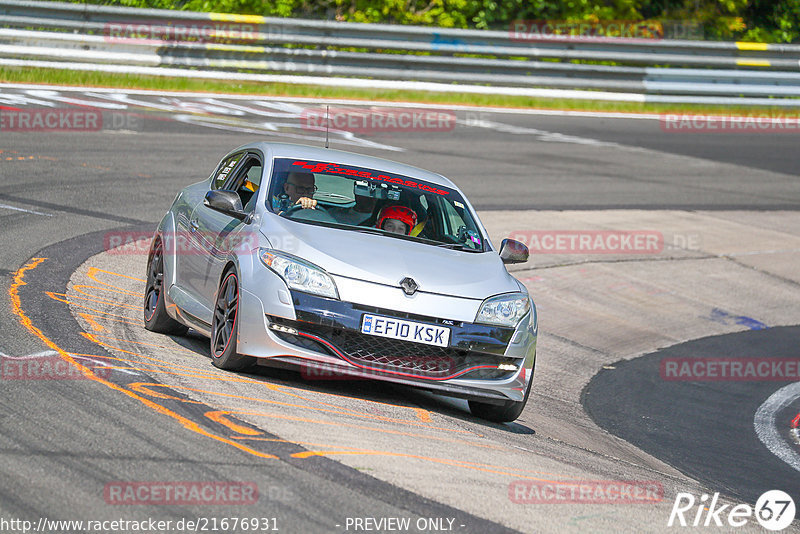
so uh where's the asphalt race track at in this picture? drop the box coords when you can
[1,84,799,533]
[584,326,800,504]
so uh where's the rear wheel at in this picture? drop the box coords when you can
[210,268,254,371]
[469,365,534,423]
[144,239,188,335]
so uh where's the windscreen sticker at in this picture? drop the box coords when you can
[291,160,449,196]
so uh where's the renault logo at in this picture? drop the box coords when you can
[400,277,418,296]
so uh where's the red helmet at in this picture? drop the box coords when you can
[376,205,417,233]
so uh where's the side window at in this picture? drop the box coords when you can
[440,199,482,250]
[231,155,263,212]
[441,199,466,235]
[212,152,245,190]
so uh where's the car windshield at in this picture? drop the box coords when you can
[267,158,485,251]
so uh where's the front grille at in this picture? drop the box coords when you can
[328,329,457,375]
[269,316,516,380]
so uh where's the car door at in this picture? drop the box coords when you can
[186,152,263,315]
[177,151,246,320]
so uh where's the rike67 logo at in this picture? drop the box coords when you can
[668,490,795,531]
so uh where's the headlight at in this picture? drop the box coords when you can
[475,292,530,327]
[258,248,339,299]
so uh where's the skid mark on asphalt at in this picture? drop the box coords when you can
[125,381,462,434]
[196,408,494,449]
[11,258,279,460]
[47,262,579,484]
[233,436,572,481]
[77,312,139,332]
[49,291,140,311]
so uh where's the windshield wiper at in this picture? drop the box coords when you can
[352,229,481,250]
[435,243,480,252]
[354,227,388,236]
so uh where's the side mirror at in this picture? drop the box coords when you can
[204,190,248,221]
[499,238,529,264]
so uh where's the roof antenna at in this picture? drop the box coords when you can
[324,105,330,149]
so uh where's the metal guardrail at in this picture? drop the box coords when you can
[1,0,799,103]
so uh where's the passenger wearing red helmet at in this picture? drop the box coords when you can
[376,205,417,236]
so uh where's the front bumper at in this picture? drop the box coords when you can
[239,289,537,403]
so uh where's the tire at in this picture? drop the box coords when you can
[144,239,188,335]
[210,268,255,371]
[469,365,534,423]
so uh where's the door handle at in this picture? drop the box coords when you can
[189,220,199,232]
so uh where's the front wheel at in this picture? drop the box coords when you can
[210,268,254,371]
[469,366,534,423]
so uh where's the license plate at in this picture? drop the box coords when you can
[360,313,450,347]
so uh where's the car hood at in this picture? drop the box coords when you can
[261,216,520,300]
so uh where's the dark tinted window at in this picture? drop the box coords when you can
[267,158,485,251]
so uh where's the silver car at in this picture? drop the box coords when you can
[144,142,537,422]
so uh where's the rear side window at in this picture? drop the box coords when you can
[212,152,245,190]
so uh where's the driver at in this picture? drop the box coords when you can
[282,171,317,210]
[376,205,417,236]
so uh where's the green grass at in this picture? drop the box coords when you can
[1,65,794,115]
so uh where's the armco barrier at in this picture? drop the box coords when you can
[1,0,799,104]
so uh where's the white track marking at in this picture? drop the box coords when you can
[0,203,53,217]
[460,118,627,147]
[170,114,404,151]
[0,351,138,376]
[0,92,58,107]
[0,350,58,359]
[754,381,800,473]
[25,89,128,110]
[3,82,660,119]
[71,355,140,376]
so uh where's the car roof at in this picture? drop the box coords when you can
[239,142,457,190]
